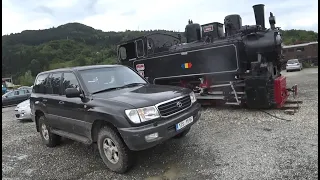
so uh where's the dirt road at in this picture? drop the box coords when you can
[2,68,318,180]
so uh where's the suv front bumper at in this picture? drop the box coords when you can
[118,103,201,151]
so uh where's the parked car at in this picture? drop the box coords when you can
[286,59,303,72]
[15,99,31,120]
[18,86,32,91]
[30,65,201,173]
[2,89,31,107]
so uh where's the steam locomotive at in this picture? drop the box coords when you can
[117,4,297,109]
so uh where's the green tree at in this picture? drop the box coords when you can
[18,70,34,86]
[29,59,41,76]
[76,56,87,66]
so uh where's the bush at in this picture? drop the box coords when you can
[302,61,313,68]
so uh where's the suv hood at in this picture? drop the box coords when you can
[92,84,191,108]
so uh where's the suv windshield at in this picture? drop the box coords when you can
[79,66,147,93]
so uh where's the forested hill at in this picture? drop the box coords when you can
[2,22,318,85]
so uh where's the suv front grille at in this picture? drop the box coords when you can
[157,95,191,117]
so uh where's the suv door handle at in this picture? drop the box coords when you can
[59,101,65,105]
[43,99,47,102]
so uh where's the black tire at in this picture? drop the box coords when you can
[173,127,191,139]
[97,126,133,173]
[38,116,61,147]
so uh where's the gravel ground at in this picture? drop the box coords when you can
[2,68,318,180]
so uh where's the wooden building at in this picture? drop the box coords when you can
[2,77,13,83]
[282,41,318,65]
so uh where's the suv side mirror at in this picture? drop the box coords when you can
[65,88,81,98]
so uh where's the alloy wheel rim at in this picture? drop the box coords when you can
[103,138,119,164]
[41,123,49,140]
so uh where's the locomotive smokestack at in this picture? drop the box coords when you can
[253,4,265,29]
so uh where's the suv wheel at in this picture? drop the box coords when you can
[97,126,133,173]
[38,116,61,147]
[174,127,191,139]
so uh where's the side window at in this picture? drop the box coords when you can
[18,90,25,95]
[118,42,136,61]
[34,74,49,94]
[6,92,14,97]
[62,72,80,95]
[14,91,19,96]
[136,39,144,57]
[119,47,127,60]
[47,73,62,95]
[296,47,304,52]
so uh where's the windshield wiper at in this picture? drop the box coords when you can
[92,83,146,94]
[120,83,146,88]
[92,87,123,94]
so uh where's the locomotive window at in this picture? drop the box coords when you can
[118,42,136,61]
[135,39,144,58]
[119,47,127,60]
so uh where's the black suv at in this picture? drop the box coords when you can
[30,65,201,173]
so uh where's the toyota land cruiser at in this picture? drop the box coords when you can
[30,65,201,173]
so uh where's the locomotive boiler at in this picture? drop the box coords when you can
[117,4,298,109]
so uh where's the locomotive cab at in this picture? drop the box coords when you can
[117,38,146,62]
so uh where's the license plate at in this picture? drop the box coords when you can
[176,116,193,131]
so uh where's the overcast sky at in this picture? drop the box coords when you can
[2,0,318,35]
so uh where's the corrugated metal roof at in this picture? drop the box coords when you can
[283,41,318,49]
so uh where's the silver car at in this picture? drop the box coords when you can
[14,99,31,120]
[286,59,303,72]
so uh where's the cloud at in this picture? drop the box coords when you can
[2,0,318,35]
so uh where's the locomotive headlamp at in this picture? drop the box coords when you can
[190,92,197,104]
[125,106,160,123]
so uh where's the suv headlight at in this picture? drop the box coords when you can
[190,92,196,104]
[125,106,160,124]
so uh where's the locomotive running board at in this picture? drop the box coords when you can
[195,94,225,100]
[196,81,241,103]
